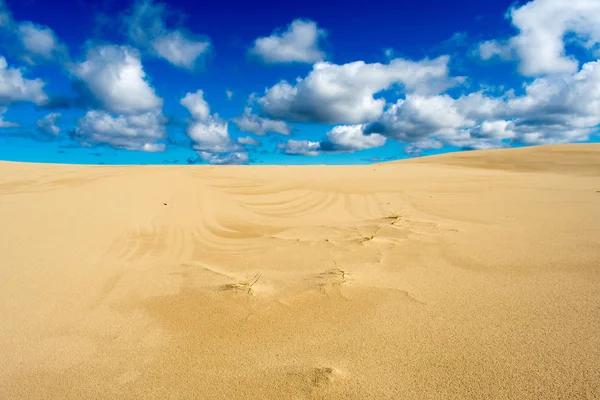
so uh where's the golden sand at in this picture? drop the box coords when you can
[1,144,599,399]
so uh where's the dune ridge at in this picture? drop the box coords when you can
[1,144,599,399]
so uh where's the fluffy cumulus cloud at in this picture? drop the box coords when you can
[504,60,600,144]
[181,90,245,160]
[249,19,326,64]
[0,56,47,105]
[36,113,61,135]
[186,117,237,153]
[324,125,386,151]
[73,110,166,152]
[151,30,209,69]
[17,22,68,62]
[123,0,210,69]
[0,1,68,63]
[180,89,210,121]
[0,106,18,128]
[477,40,514,61]
[199,151,249,165]
[257,56,460,124]
[365,94,481,142]
[280,139,322,156]
[405,138,444,155]
[478,0,600,76]
[69,44,166,151]
[237,136,260,146]
[366,58,600,151]
[71,45,162,114]
[233,107,291,135]
[281,124,386,156]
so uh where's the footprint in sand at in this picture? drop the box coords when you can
[287,366,342,390]
[314,267,350,291]
[311,367,337,387]
[219,272,263,296]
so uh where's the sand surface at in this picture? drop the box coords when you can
[1,144,599,399]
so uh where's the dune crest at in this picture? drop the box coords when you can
[1,144,599,399]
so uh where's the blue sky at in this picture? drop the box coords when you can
[0,0,599,165]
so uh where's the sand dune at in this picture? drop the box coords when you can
[1,144,599,399]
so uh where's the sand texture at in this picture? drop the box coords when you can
[1,144,599,399]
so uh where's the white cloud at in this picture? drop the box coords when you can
[225,89,233,100]
[124,0,164,44]
[325,124,386,151]
[199,151,249,165]
[151,30,210,69]
[0,106,19,128]
[281,124,386,156]
[18,22,67,62]
[37,113,60,135]
[280,139,322,156]
[477,40,513,61]
[365,94,478,142]
[511,0,600,75]
[233,107,291,135]
[71,45,162,115]
[478,0,600,76]
[478,120,515,139]
[503,59,600,144]
[0,56,47,105]
[186,118,239,153]
[0,1,68,63]
[237,136,260,146]
[69,44,168,152]
[180,89,210,121]
[19,23,56,58]
[249,19,326,64]
[365,93,511,151]
[124,0,210,69]
[368,58,600,151]
[180,90,241,153]
[405,138,444,155]
[257,56,460,124]
[74,110,166,152]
